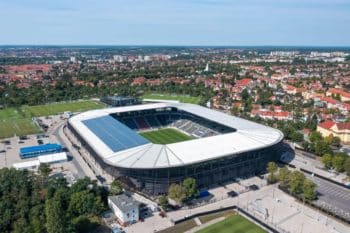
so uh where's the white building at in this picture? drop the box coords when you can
[113,55,126,62]
[108,194,139,226]
[38,152,68,164]
[12,152,68,171]
[70,56,76,63]
[13,160,40,171]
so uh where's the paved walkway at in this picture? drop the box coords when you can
[124,184,350,233]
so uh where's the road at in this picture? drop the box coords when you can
[51,120,88,179]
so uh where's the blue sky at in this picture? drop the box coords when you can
[0,0,349,46]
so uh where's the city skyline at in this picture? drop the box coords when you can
[1,0,350,46]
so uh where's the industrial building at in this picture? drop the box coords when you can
[13,152,68,170]
[19,143,62,159]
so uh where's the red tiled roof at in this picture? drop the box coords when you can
[321,97,338,105]
[336,122,350,130]
[328,88,350,98]
[318,121,336,130]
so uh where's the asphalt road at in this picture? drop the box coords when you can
[307,174,350,216]
[52,122,86,178]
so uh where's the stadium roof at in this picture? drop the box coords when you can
[69,103,283,169]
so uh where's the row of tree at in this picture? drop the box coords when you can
[267,162,317,201]
[1,77,214,108]
[322,153,350,174]
[0,165,108,233]
[160,177,198,209]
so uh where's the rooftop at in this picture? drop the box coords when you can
[69,103,284,169]
[108,194,139,213]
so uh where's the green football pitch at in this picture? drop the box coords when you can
[21,100,105,117]
[142,93,201,104]
[0,100,105,139]
[139,128,193,144]
[196,214,266,233]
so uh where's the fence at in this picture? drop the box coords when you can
[173,205,282,233]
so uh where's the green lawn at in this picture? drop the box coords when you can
[139,128,193,144]
[142,93,201,104]
[21,100,105,117]
[0,118,41,138]
[157,219,197,233]
[0,100,105,138]
[196,214,266,233]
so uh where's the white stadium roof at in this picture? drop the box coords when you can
[69,103,283,169]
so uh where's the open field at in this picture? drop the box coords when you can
[0,118,41,138]
[198,210,235,224]
[142,93,201,104]
[139,128,193,144]
[196,214,266,233]
[21,100,105,117]
[0,100,104,138]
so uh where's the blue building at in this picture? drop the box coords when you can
[19,143,62,159]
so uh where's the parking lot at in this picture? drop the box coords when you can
[308,174,350,220]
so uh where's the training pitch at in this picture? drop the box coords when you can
[0,100,104,139]
[142,93,201,104]
[139,128,193,144]
[22,100,104,117]
[196,214,266,233]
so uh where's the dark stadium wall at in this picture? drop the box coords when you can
[67,120,283,196]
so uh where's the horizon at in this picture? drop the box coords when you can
[1,45,350,48]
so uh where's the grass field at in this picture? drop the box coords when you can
[21,100,105,117]
[158,219,197,233]
[196,214,266,233]
[0,118,41,138]
[0,100,104,139]
[142,93,201,104]
[139,128,193,144]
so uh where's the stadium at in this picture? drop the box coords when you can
[67,102,284,195]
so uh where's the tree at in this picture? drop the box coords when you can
[290,131,304,142]
[158,196,169,210]
[267,162,278,184]
[344,157,350,176]
[302,179,317,201]
[45,190,70,233]
[332,153,347,172]
[314,140,331,156]
[240,88,249,101]
[289,171,305,195]
[309,131,322,143]
[72,215,99,233]
[168,184,186,204]
[38,163,52,185]
[182,178,198,200]
[278,166,291,188]
[110,180,123,195]
[321,154,333,169]
[331,137,341,147]
[68,190,105,217]
[12,218,31,233]
[38,163,52,177]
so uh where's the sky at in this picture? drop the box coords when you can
[0,0,349,46]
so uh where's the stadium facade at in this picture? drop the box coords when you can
[68,103,283,195]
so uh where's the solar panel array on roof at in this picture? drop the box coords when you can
[82,115,149,152]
